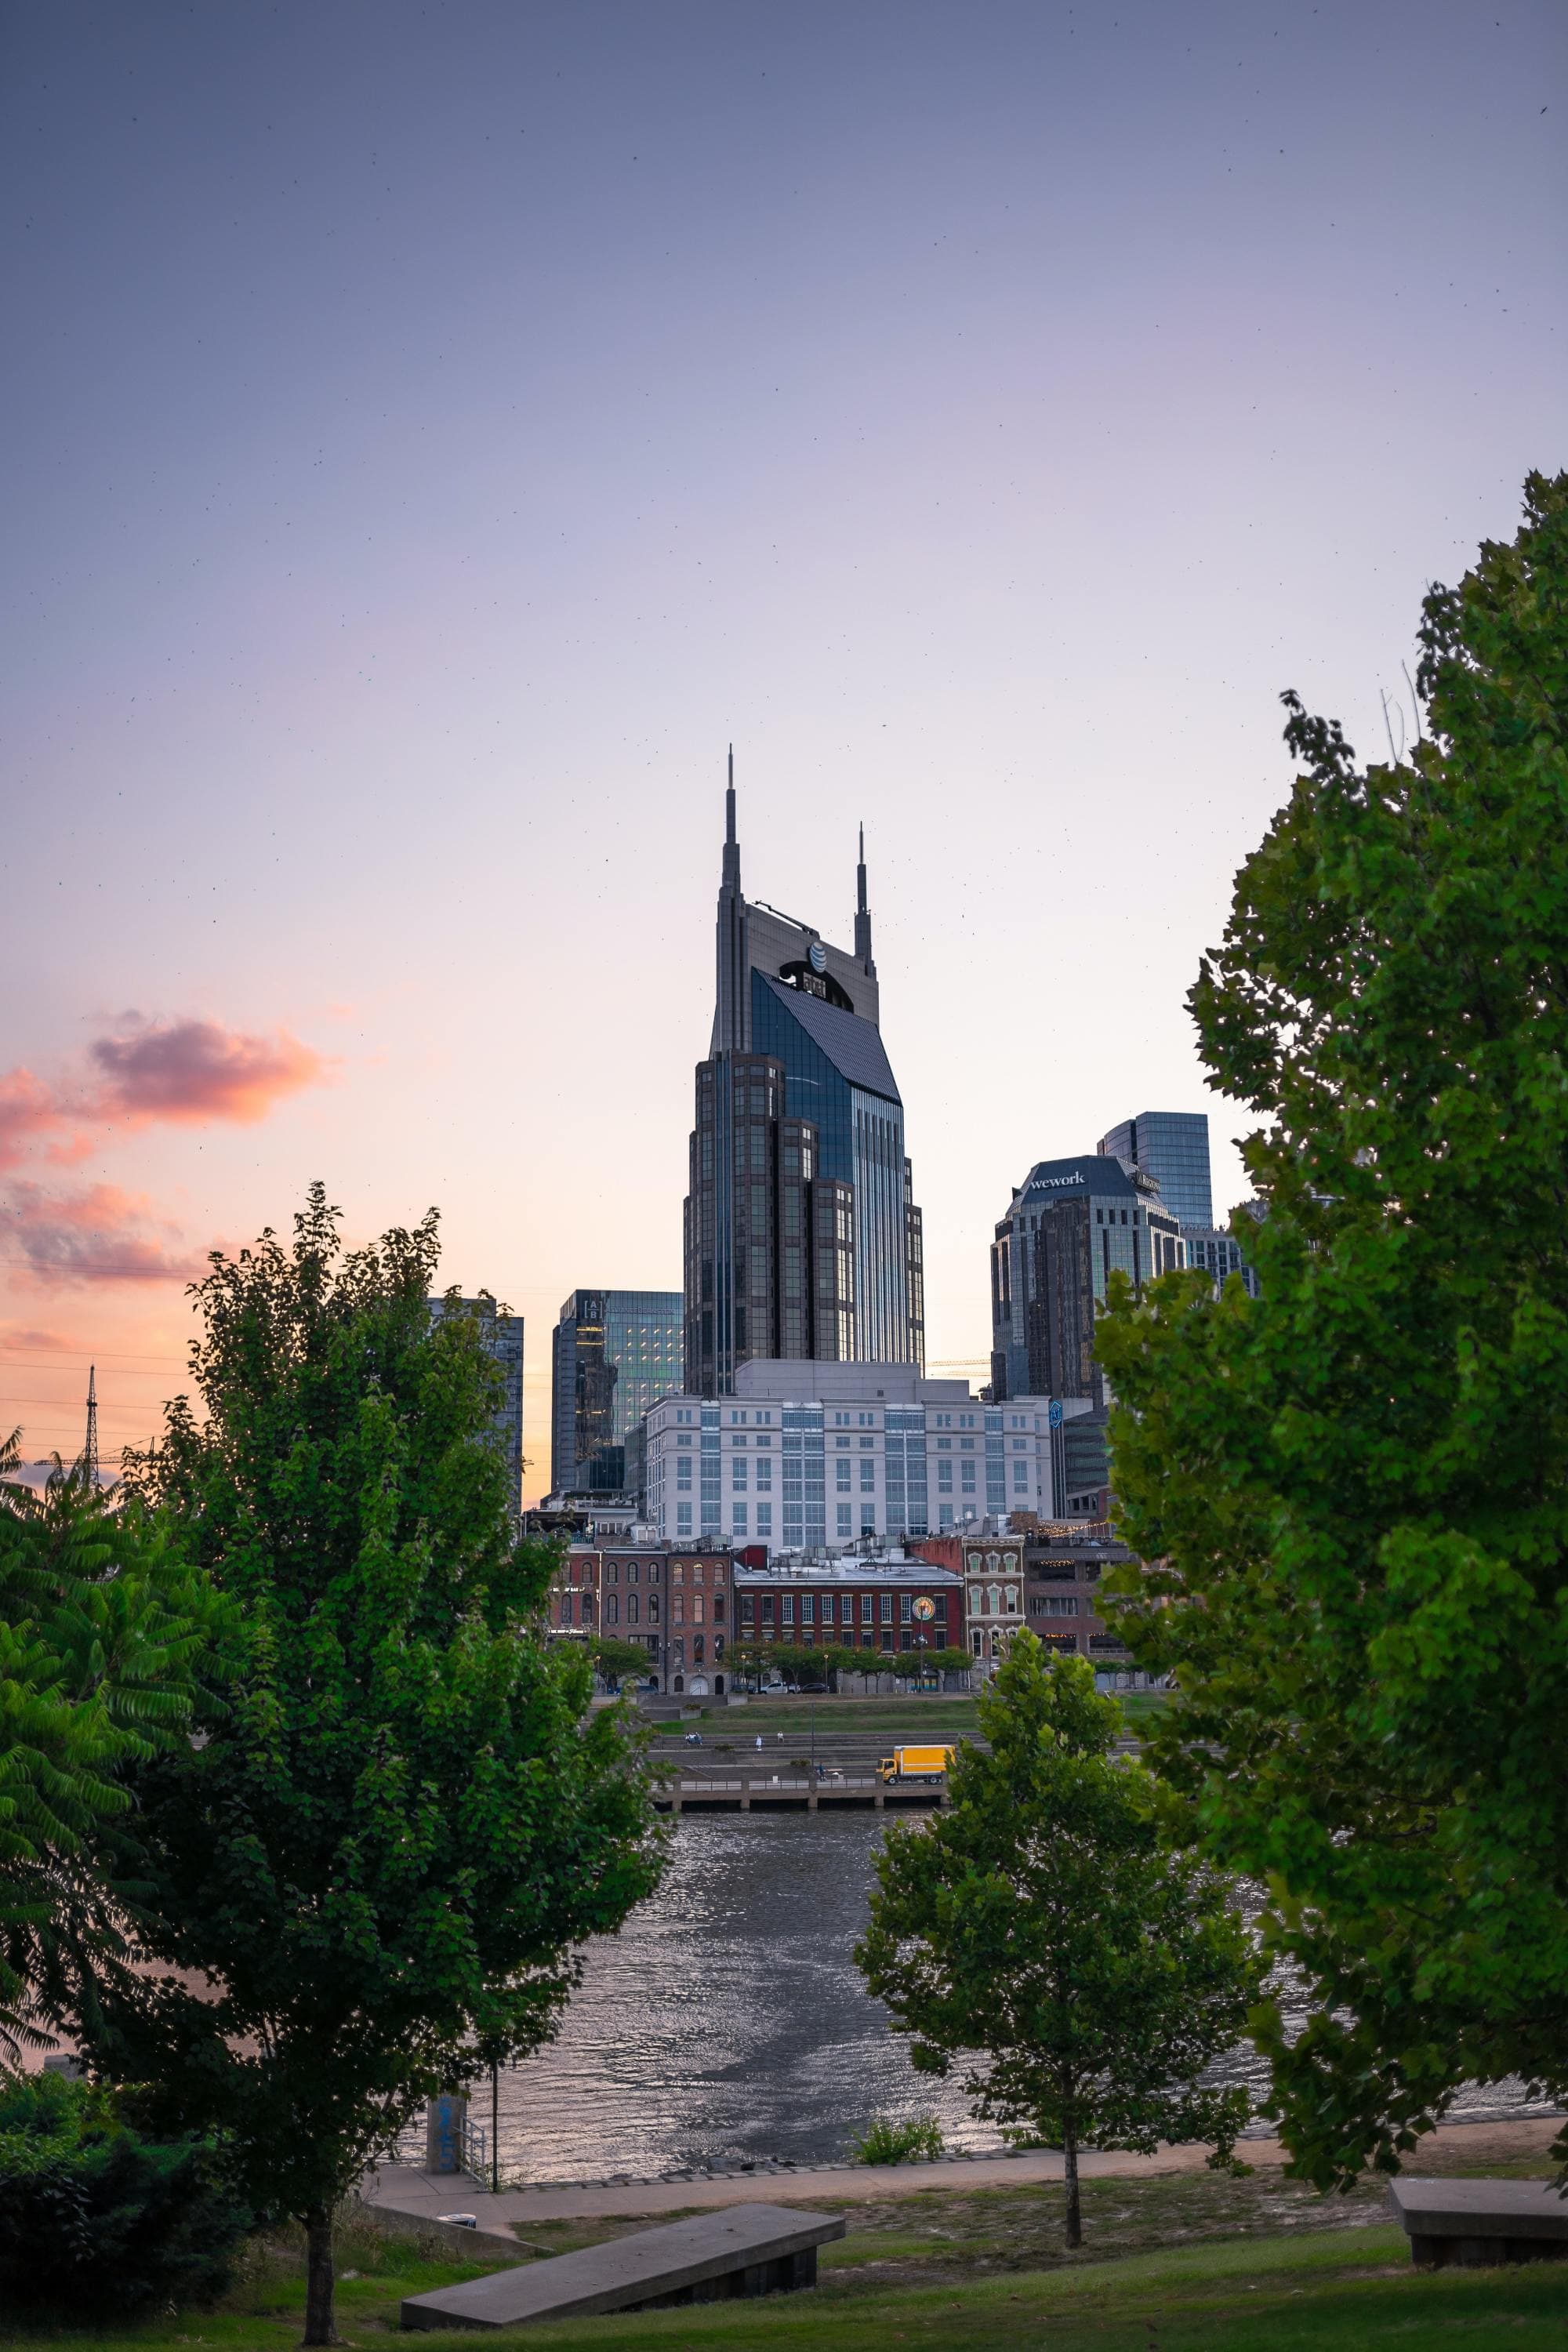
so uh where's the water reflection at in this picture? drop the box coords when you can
[487,1812,1554,2185]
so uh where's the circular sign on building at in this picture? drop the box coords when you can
[913,1596,936,1622]
[808,939,828,974]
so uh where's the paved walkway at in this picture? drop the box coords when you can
[366,2114,1560,2227]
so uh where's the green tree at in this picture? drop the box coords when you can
[0,1440,220,2060]
[1096,471,1568,2187]
[855,1634,1258,2245]
[93,1188,662,2343]
[590,1635,653,1688]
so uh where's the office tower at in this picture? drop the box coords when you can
[1097,1112,1213,1230]
[684,757,924,1396]
[426,1294,524,1515]
[550,1289,684,1495]
[989,1156,1185,1402]
[644,1359,1070,1548]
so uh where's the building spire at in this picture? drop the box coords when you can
[721,743,739,891]
[854,820,875,975]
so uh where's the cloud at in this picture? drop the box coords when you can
[0,1015,330,1171]
[89,1018,328,1125]
[0,1069,64,1171]
[0,1183,206,1287]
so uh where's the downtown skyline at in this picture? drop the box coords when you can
[2,1,1563,1497]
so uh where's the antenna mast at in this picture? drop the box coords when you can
[82,1366,99,1488]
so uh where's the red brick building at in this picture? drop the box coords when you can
[544,1542,733,1692]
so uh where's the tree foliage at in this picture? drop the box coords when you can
[590,1635,654,1687]
[1097,471,1568,2187]
[93,1186,662,2341]
[0,1439,221,2060]
[0,2068,251,2315]
[855,1635,1258,2245]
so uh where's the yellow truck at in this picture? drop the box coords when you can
[877,1744,953,1785]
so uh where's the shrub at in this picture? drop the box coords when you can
[0,2070,252,2314]
[852,2111,946,2165]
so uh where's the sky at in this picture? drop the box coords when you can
[2,0,1563,1497]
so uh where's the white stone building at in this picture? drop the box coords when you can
[644,1358,1090,1548]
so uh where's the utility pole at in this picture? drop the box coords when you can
[82,1366,100,1488]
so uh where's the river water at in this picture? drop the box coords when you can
[482,1812,1555,2184]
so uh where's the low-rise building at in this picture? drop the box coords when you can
[1021,1527,1164,1692]
[912,1532,1026,1669]
[734,1554,963,1661]
[543,1541,734,1694]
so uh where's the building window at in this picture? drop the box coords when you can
[880,1593,893,1624]
[900,1594,913,1623]
[837,1504,852,1536]
[820,1593,835,1624]
[627,1592,639,1624]
[859,1463,875,1492]
[762,1596,775,1625]
[801,1595,815,1623]
[607,1594,619,1625]
[757,1504,771,1534]
[732,1504,747,1535]
[1005,1587,1019,1614]
[862,1507,876,1533]
[648,1595,659,1623]
[837,1463,851,1492]
[860,1594,873,1624]
[782,1595,795,1627]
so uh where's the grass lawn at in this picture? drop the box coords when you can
[681,1698,982,1739]
[5,2161,1563,2352]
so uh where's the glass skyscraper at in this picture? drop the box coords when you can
[990,1156,1185,1403]
[683,755,924,1396]
[1097,1112,1214,1229]
[550,1289,684,1495]
[426,1294,524,1515]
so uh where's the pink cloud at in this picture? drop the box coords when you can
[0,1183,206,1287]
[0,1069,62,1171]
[0,1015,331,1174]
[89,1018,329,1125]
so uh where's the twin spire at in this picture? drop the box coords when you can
[721,748,873,974]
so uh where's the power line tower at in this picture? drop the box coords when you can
[82,1365,100,1489]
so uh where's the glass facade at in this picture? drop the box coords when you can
[749,970,916,1367]
[1097,1112,1213,1228]
[990,1157,1186,1402]
[551,1289,683,1494]
[427,1295,524,1516]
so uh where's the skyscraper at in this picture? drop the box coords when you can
[989,1156,1185,1403]
[550,1288,684,1495]
[1096,1112,1213,1229]
[426,1294,524,1515]
[684,755,924,1396]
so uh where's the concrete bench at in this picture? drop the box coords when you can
[1388,2177,1568,2268]
[399,2201,845,2329]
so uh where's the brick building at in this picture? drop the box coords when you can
[734,1555,962,1661]
[544,1542,735,1694]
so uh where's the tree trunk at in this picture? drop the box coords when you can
[1062,2102,1082,2250]
[303,2206,338,2346]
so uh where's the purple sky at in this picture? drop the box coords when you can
[3,1,1563,1489]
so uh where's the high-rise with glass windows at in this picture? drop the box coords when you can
[1096,1112,1213,1229]
[989,1156,1186,1404]
[684,755,924,1396]
[550,1289,684,1495]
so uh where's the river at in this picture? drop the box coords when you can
[481,1811,1556,2184]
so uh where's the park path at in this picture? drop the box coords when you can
[366,2112,1559,2227]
